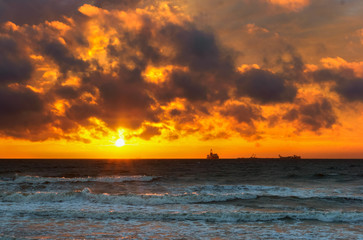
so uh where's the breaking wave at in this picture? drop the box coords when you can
[14,207,363,223]
[1,185,362,205]
[183,184,363,202]
[0,189,256,204]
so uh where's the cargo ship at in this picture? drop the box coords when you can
[278,154,301,160]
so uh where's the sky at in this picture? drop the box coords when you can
[1,0,363,158]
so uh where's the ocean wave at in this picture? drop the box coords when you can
[17,207,363,223]
[183,184,363,202]
[1,187,362,205]
[0,189,256,204]
[5,175,159,184]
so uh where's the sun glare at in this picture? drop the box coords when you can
[115,138,125,147]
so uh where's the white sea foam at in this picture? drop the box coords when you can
[0,212,361,240]
[2,202,361,223]
[0,189,256,204]
[1,185,362,206]
[3,177,361,202]
[182,184,363,201]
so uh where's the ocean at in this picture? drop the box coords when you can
[0,158,362,239]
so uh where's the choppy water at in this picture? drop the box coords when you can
[0,159,362,239]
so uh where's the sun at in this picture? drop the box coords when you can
[115,138,125,147]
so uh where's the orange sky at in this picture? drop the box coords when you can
[1,0,363,158]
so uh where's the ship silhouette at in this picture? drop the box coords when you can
[207,149,219,160]
[278,154,301,160]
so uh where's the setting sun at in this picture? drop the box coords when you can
[115,138,125,147]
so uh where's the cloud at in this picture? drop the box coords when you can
[310,57,363,102]
[95,73,158,129]
[185,0,363,68]
[0,36,33,85]
[156,70,208,102]
[236,68,297,104]
[0,0,142,25]
[0,1,357,144]
[267,0,310,12]
[283,97,337,132]
[335,78,363,102]
[134,125,162,140]
[154,23,235,103]
[54,85,80,100]
[220,103,263,124]
[0,0,90,25]
[320,57,363,78]
[94,0,143,10]
[40,40,89,74]
[218,102,265,139]
[160,24,228,72]
[0,86,52,140]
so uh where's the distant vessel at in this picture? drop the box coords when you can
[279,154,301,160]
[207,149,219,160]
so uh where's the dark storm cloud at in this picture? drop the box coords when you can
[107,20,162,69]
[236,68,297,104]
[169,109,182,116]
[40,40,89,74]
[160,24,236,84]
[54,86,80,100]
[160,24,227,71]
[167,105,200,127]
[109,21,234,105]
[151,24,235,104]
[94,0,143,10]
[0,86,52,140]
[0,36,33,85]
[311,68,363,102]
[99,20,235,119]
[283,98,337,132]
[65,102,98,122]
[0,87,43,116]
[138,125,162,140]
[0,0,91,25]
[219,102,265,139]
[220,103,263,124]
[311,69,342,83]
[0,0,143,25]
[154,70,208,103]
[335,78,363,102]
[276,45,306,83]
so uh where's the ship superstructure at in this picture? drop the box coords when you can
[207,149,219,160]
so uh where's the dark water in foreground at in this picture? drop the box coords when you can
[0,158,362,239]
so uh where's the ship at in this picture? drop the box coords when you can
[207,149,219,160]
[278,154,301,160]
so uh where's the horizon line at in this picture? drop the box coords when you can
[1,157,362,160]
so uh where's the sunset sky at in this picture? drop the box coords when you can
[1,0,363,158]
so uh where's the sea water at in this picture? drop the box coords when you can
[0,159,362,239]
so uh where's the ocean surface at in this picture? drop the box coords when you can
[0,158,362,239]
